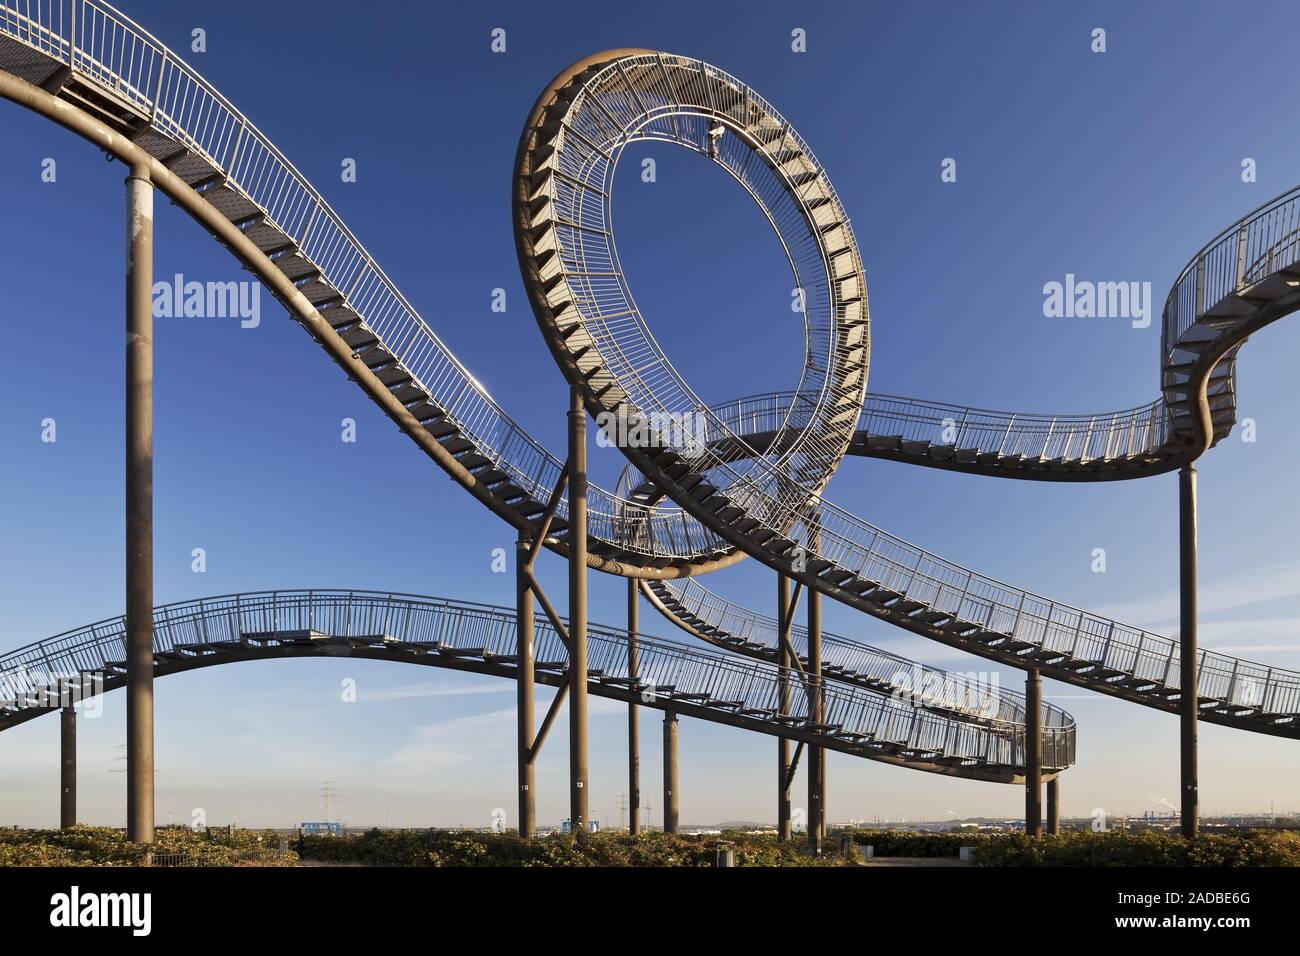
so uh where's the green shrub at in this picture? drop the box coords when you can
[297,830,838,867]
[971,830,1300,867]
[845,829,983,858]
[0,825,296,867]
[842,827,1300,867]
[9,824,1286,867]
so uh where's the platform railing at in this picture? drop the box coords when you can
[2,3,1290,731]
[647,578,1075,732]
[1163,183,1300,355]
[706,391,1173,465]
[0,0,724,561]
[0,590,1070,769]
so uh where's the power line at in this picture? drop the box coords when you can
[319,780,338,823]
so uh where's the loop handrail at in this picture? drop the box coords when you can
[1,2,1294,751]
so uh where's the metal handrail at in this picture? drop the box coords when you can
[0,3,1293,733]
[646,577,1075,733]
[0,1,726,562]
[697,390,1173,465]
[1162,182,1300,353]
[0,589,1072,772]
[619,387,1299,719]
[529,51,869,546]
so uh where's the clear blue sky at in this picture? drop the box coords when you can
[2,0,1299,828]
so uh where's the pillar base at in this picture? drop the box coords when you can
[628,578,641,836]
[1025,669,1042,839]
[60,705,76,829]
[516,534,535,840]
[663,712,679,835]
[777,575,792,841]
[807,585,823,854]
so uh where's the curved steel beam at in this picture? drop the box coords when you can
[636,577,1075,737]
[1,7,1293,753]
[0,38,1077,789]
[0,68,736,581]
[513,52,1300,738]
[0,590,1068,784]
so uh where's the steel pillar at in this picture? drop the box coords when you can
[516,531,535,839]
[663,710,679,834]
[125,162,155,844]
[627,578,641,835]
[1025,668,1042,838]
[1046,777,1060,835]
[1180,463,1199,838]
[60,705,76,829]
[819,741,827,843]
[777,575,792,841]
[807,584,823,853]
[567,386,589,841]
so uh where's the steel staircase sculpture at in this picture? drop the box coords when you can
[515,50,871,563]
[0,7,736,579]
[0,590,1070,783]
[0,0,1292,796]
[639,577,1072,733]
[515,50,1300,738]
[0,0,1074,789]
[649,386,1209,483]
[668,390,1180,482]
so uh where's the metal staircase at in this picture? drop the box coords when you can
[0,2,1294,767]
[640,577,1072,734]
[629,450,1300,736]
[516,50,870,555]
[514,47,1300,738]
[1,7,736,578]
[662,202,1300,488]
[0,3,1081,792]
[0,590,1070,783]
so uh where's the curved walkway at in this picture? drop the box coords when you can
[0,4,1292,769]
[0,590,1069,783]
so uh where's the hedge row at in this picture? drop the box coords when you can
[297,830,843,867]
[4,825,1295,867]
[0,827,839,867]
[0,825,296,867]
[846,828,1300,866]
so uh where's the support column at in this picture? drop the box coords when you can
[819,737,827,843]
[1046,777,1060,835]
[60,705,76,829]
[627,578,640,836]
[125,162,155,844]
[777,576,792,841]
[1179,464,1199,838]
[1025,668,1042,838]
[807,585,823,854]
[567,386,589,842]
[516,532,535,839]
[663,710,678,834]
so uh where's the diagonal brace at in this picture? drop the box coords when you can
[525,568,570,649]
[786,740,804,789]
[780,581,804,636]
[528,682,569,763]
[526,464,569,568]
[777,580,813,697]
